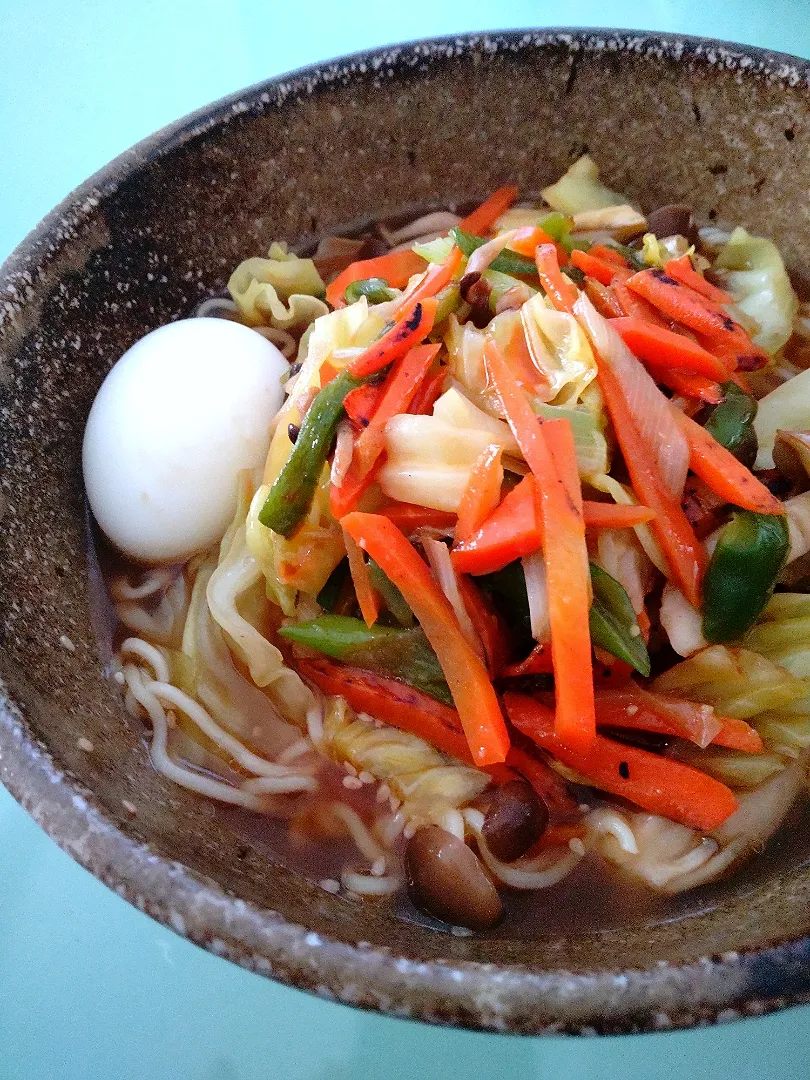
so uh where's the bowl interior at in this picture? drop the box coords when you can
[4,29,810,1032]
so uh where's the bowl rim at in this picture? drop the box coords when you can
[4,26,810,1036]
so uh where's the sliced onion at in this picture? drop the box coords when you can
[331,420,354,490]
[465,229,519,277]
[574,294,689,499]
[422,536,485,661]
[521,551,551,644]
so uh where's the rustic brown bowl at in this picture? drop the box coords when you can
[3,28,810,1036]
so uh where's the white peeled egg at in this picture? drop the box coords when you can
[83,317,288,563]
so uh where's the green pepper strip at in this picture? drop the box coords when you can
[451,227,540,278]
[367,559,414,627]
[588,563,651,676]
[258,369,362,538]
[702,511,790,643]
[344,277,397,304]
[278,615,452,704]
[703,381,758,468]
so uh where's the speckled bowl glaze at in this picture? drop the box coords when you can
[4,28,810,1036]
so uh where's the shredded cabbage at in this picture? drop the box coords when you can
[322,697,489,822]
[228,242,327,329]
[754,369,810,469]
[412,234,455,264]
[715,227,799,356]
[653,645,807,719]
[641,232,692,267]
[542,155,627,214]
[520,295,598,405]
[380,413,515,511]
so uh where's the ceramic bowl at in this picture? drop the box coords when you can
[3,28,810,1035]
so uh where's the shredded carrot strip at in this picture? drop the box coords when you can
[399,247,463,310]
[485,341,596,753]
[611,317,732,381]
[570,248,623,286]
[341,512,510,765]
[326,249,426,309]
[534,244,578,313]
[506,693,738,832]
[675,409,786,515]
[585,278,624,319]
[298,657,473,763]
[459,185,519,235]
[455,444,504,543]
[664,254,733,304]
[589,244,630,268]
[379,502,457,532]
[347,298,437,379]
[408,365,447,414]
[343,530,379,627]
[353,344,439,476]
[596,361,708,607]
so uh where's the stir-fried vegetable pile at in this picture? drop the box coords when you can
[235,155,810,857]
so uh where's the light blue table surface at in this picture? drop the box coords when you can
[2,2,810,1077]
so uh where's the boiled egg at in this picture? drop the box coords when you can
[83,317,288,563]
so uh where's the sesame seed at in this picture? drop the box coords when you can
[59,634,76,652]
[77,737,95,753]
[122,799,137,815]
[319,878,340,894]
[342,776,363,790]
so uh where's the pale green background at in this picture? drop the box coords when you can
[2,2,810,1077]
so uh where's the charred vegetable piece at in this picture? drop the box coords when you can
[259,368,362,537]
[588,563,651,677]
[278,615,451,704]
[703,381,758,468]
[702,511,790,643]
[450,228,539,278]
[482,780,548,861]
[344,277,397,304]
[405,825,503,931]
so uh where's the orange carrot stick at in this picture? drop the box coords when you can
[582,502,656,527]
[664,254,733,305]
[596,361,708,607]
[340,512,510,765]
[611,317,732,381]
[585,278,625,319]
[646,366,724,404]
[455,444,505,543]
[459,185,520,235]
[398,246,463,310]
[505,693,739,832]
[589,244,630,268]
[626,268,766,370]
[408,365,447,414]
[326,249,427,309]
[675,409,786,515]
[612,275,668,325]
[352,344,439,476]
[343,529,380,627]
[298,656,473,763]
[534,244,579,313]
[570,248,623,286]
[484,340,596,753]
[346,298,437,379]
[594,687,764,753]
[379,502,457,533]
